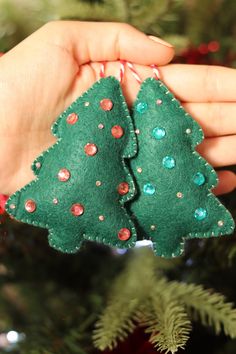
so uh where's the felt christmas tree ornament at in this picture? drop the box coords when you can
[129,71,235,258]
[5,76,138,253]
[5,63,235,258]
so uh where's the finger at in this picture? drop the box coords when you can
[159,64,236,102]
[126,63,236,102]
[45,21,174,66]
[182,102,236,137]
[213,170,236,195]
[197,135,236,167]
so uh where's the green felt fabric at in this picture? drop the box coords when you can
[129,78,235,258]
[6,77,137,253]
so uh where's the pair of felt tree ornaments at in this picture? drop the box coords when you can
[5,62,235,258]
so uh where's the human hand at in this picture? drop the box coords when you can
[0,21,235,198]
[0,21,174,195]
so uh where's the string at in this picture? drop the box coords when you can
[126,62,142,84]
[99,61,106,78]
[100,61,160,82]
[99,60,126,82]
[119,60,126,83]
[127,62,160,83]
[150,64,160,80]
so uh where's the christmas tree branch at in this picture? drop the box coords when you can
[137,291,191,354]
[160,279,236,338]
[93,249,236,352]
[93,249,156,350]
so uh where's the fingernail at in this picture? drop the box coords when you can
[148,35,173,48]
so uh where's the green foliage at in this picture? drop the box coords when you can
[93,249,156,349]
[93,248,236,353]
[138,293,191,353]
[163,280,236,337]
[0,220,123,353]
[1,206,236,353]
[26,351,54,354]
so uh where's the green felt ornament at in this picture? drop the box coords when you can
[129,77,235,258]
[5,77,138,253]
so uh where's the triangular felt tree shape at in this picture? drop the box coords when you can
[129,77,235,258]
[6,77,138,253]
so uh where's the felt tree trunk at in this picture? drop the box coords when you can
[129,78,235,258]
[6,77,137,253]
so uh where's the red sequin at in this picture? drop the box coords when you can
[111,125,124,139]
[25,199,37,213]
[66,113,78,125]
[58,168,71,182]
[117,182,129,195]
[71,203,84,216]
[84,143,98,156]
[100,99,113,111]
[118,228,131,241]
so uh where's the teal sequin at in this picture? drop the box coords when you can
[193,172,205,186]
[162,156,175,169]
[152,127,166,140]
[194,208,207,221]
[143,183,156,195]
[136,102,148,114]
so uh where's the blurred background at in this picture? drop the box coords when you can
[1,0,236,65]
[0,0,236,353]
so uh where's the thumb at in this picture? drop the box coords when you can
[48,21,174,66]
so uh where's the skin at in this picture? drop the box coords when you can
[0,21,235,196]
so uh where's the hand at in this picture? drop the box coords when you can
[0,21,174,195]
[0,22,235,197]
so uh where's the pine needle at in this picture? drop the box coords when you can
[93,248,156,350]
[159,279,236,338]
[93,251,236,353]
[137,289,191,353]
